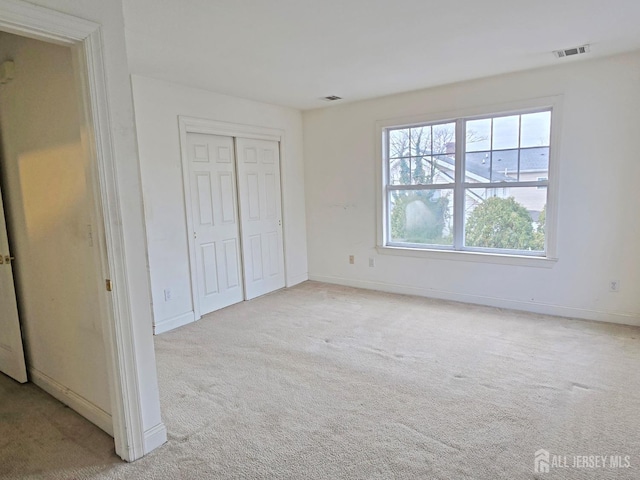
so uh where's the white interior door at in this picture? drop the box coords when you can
[187,133,244,316]
[0,186,27,383]
[236,137,285,299]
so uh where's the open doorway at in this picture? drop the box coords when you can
[0,31,113,429]
[0,0,166,463]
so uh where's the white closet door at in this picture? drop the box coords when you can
[0,185,27,383]
[236,138,285,299]
[187,133,244,315]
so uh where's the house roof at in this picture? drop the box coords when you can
[390,146,549,185]
[437,146,548,182]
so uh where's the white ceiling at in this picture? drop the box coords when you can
[122,0,640,110]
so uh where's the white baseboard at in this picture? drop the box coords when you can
[154,311,195,335]
[143,422,168,454]
[286,271,309,288]
[309,274,640,327]
[29,367,113,436]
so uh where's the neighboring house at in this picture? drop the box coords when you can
[458,146,549,217]
[390,146,548,229]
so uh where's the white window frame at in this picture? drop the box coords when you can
[375,96,562,268]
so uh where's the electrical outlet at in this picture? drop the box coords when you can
[349,255,355,265]
[609,280,620,292]
[369,257,375,267]
[164,288,172,301]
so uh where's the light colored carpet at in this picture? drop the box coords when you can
[0,374,120,478]
[2,281,640,479]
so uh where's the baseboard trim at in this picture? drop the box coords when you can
[286,272,309,288]
[29,367,113,436]
[154,311,195,335]
[309,274,640,327]
[143,422,168,454]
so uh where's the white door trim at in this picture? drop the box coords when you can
[179,116,284,143]
[178,116,286,320]
[0,0,151,462]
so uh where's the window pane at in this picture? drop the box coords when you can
[464,187,546,251]
[389,128,410,158]
[432,123,456,154]
[412,157,430,184]
[520,147,549,181]
[411,126,432,156]
[389,158,412,185]
[491,149,519,182]
[466,118,491,152]
[492,115,519,150]
[413,156,455,185]
[520,111,551,148]
[389,189,454,246]
[465,151,491,183]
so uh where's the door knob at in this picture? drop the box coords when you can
[5,255,14,264]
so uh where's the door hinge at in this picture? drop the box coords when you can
[106,279,113,292]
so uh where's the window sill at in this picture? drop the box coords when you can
[376,245,558,268]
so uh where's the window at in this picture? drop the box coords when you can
[383,108,553,257]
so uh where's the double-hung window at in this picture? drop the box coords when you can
[383,107,554,258]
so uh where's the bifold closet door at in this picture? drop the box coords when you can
[187,133,244,315]
[236,138,285,299]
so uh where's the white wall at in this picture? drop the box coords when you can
[303,51,640,326]
[131,75,308,332]
[0,33,112,430]
[7,0,165,456]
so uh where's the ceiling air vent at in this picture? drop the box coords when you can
[553,44,590,59]
[323,95,342,101]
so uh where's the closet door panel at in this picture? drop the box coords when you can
[236,138,285,299]
[187,133,244,314]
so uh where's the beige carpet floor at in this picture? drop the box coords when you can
[1,281,639,479]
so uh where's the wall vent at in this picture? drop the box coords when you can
[553,44,590,59]
[323,95,342,101]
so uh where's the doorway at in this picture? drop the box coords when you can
[0,0,166,461]
[0,32,113,432]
